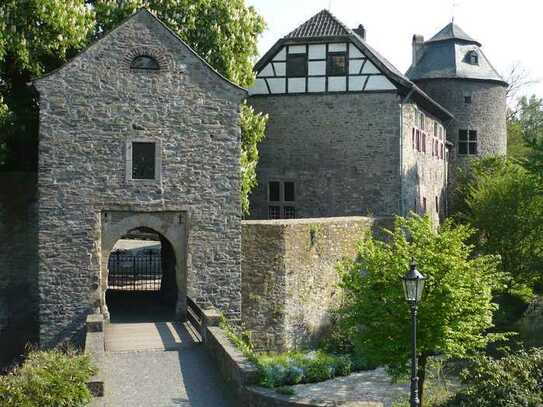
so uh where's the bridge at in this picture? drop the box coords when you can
[87,297,243,407]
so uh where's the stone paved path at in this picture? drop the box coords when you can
[290,368,409,407]
[92,322,236,407]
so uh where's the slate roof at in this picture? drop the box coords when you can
[284,9,351,39]
[253,10,453,120]
[406,23,507,85]
[427,22,481,46]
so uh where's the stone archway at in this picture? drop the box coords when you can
[99,211,187,321]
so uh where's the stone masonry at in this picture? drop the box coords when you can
[241,216,393,352]
[33,9,245,346]
[249,93,403,219]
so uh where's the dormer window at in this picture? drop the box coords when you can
[465,51,479,65]
[131,55,160,70]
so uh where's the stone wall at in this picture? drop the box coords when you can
[401,102,448,224]
[0,173,39,367]
[248,92,402,220]
[33,10,245,346]
[241,216,392,352]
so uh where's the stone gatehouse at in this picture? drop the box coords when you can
[32,9,245,346]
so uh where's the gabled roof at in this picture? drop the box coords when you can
[253,9,453,121]
[284,9,351,39]
[427,22,481,47]
[406,22,507,86]
[33,9,246,94]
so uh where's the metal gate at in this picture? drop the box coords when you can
[107,251,162,291]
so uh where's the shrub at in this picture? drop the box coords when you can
[0,348,96,407]
[442,348,543,407]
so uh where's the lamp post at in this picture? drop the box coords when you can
[402,259,426,407]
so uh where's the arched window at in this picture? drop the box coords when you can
[131,55,160,70]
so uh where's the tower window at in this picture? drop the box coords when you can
[131,142,156,180]
[464,95,472,104]
[458,129,478,155]
[131,55,160,70]
[327,52,347,76]
[286,54,307,77]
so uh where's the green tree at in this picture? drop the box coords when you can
[338,215,502,406]
[455,157,543,292]
[0,0,95,170]
[1,1,267,213]
[240,102,268,214]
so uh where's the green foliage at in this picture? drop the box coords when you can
[442,348,543,407]
[337,215,503,402]
[257,351,353,388]
[455,157,543,292]
[240,103,268,214]
[0,348,96,407]
[0,0,95,171]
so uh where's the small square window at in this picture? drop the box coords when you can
[284,182,295,202]
[269,206,281,219]
[132,142,156,180]
[464,95,472,104]
[269,182,280,202]
[327,52,347,76]
[286,54,307,77]
[284,206,296,219]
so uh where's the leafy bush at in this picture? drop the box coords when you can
[257,350,353,388]
[0,348,96,407]
[442,348,543,407]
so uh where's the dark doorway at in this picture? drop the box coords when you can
[106,227,178,323]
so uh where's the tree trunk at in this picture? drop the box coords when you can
[417,353,429,407]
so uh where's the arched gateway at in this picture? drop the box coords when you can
[33,9,245,347]
[100,211,187,321]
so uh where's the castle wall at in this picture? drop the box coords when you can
[0,173,39,367]
[34,11,244,346]
[248,92,402,219]
[241,216,392,352]
[401,102,448,224]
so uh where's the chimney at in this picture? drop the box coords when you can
[412,34,424,65]
[353,24,366,40]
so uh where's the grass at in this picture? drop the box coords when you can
[0,348,96,407]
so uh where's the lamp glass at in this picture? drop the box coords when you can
[402,267,426,303]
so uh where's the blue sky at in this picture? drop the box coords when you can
[246,0,542,99]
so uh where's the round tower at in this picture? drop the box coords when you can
[406,23,508,179]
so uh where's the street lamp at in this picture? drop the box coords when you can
[402,259,426,407]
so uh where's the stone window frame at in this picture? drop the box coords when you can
[122,46,171,74]
[125,137,162,184]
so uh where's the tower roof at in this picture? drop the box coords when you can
[284,9,351,39]
[406,22,507,86]
[427,22,481,46]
